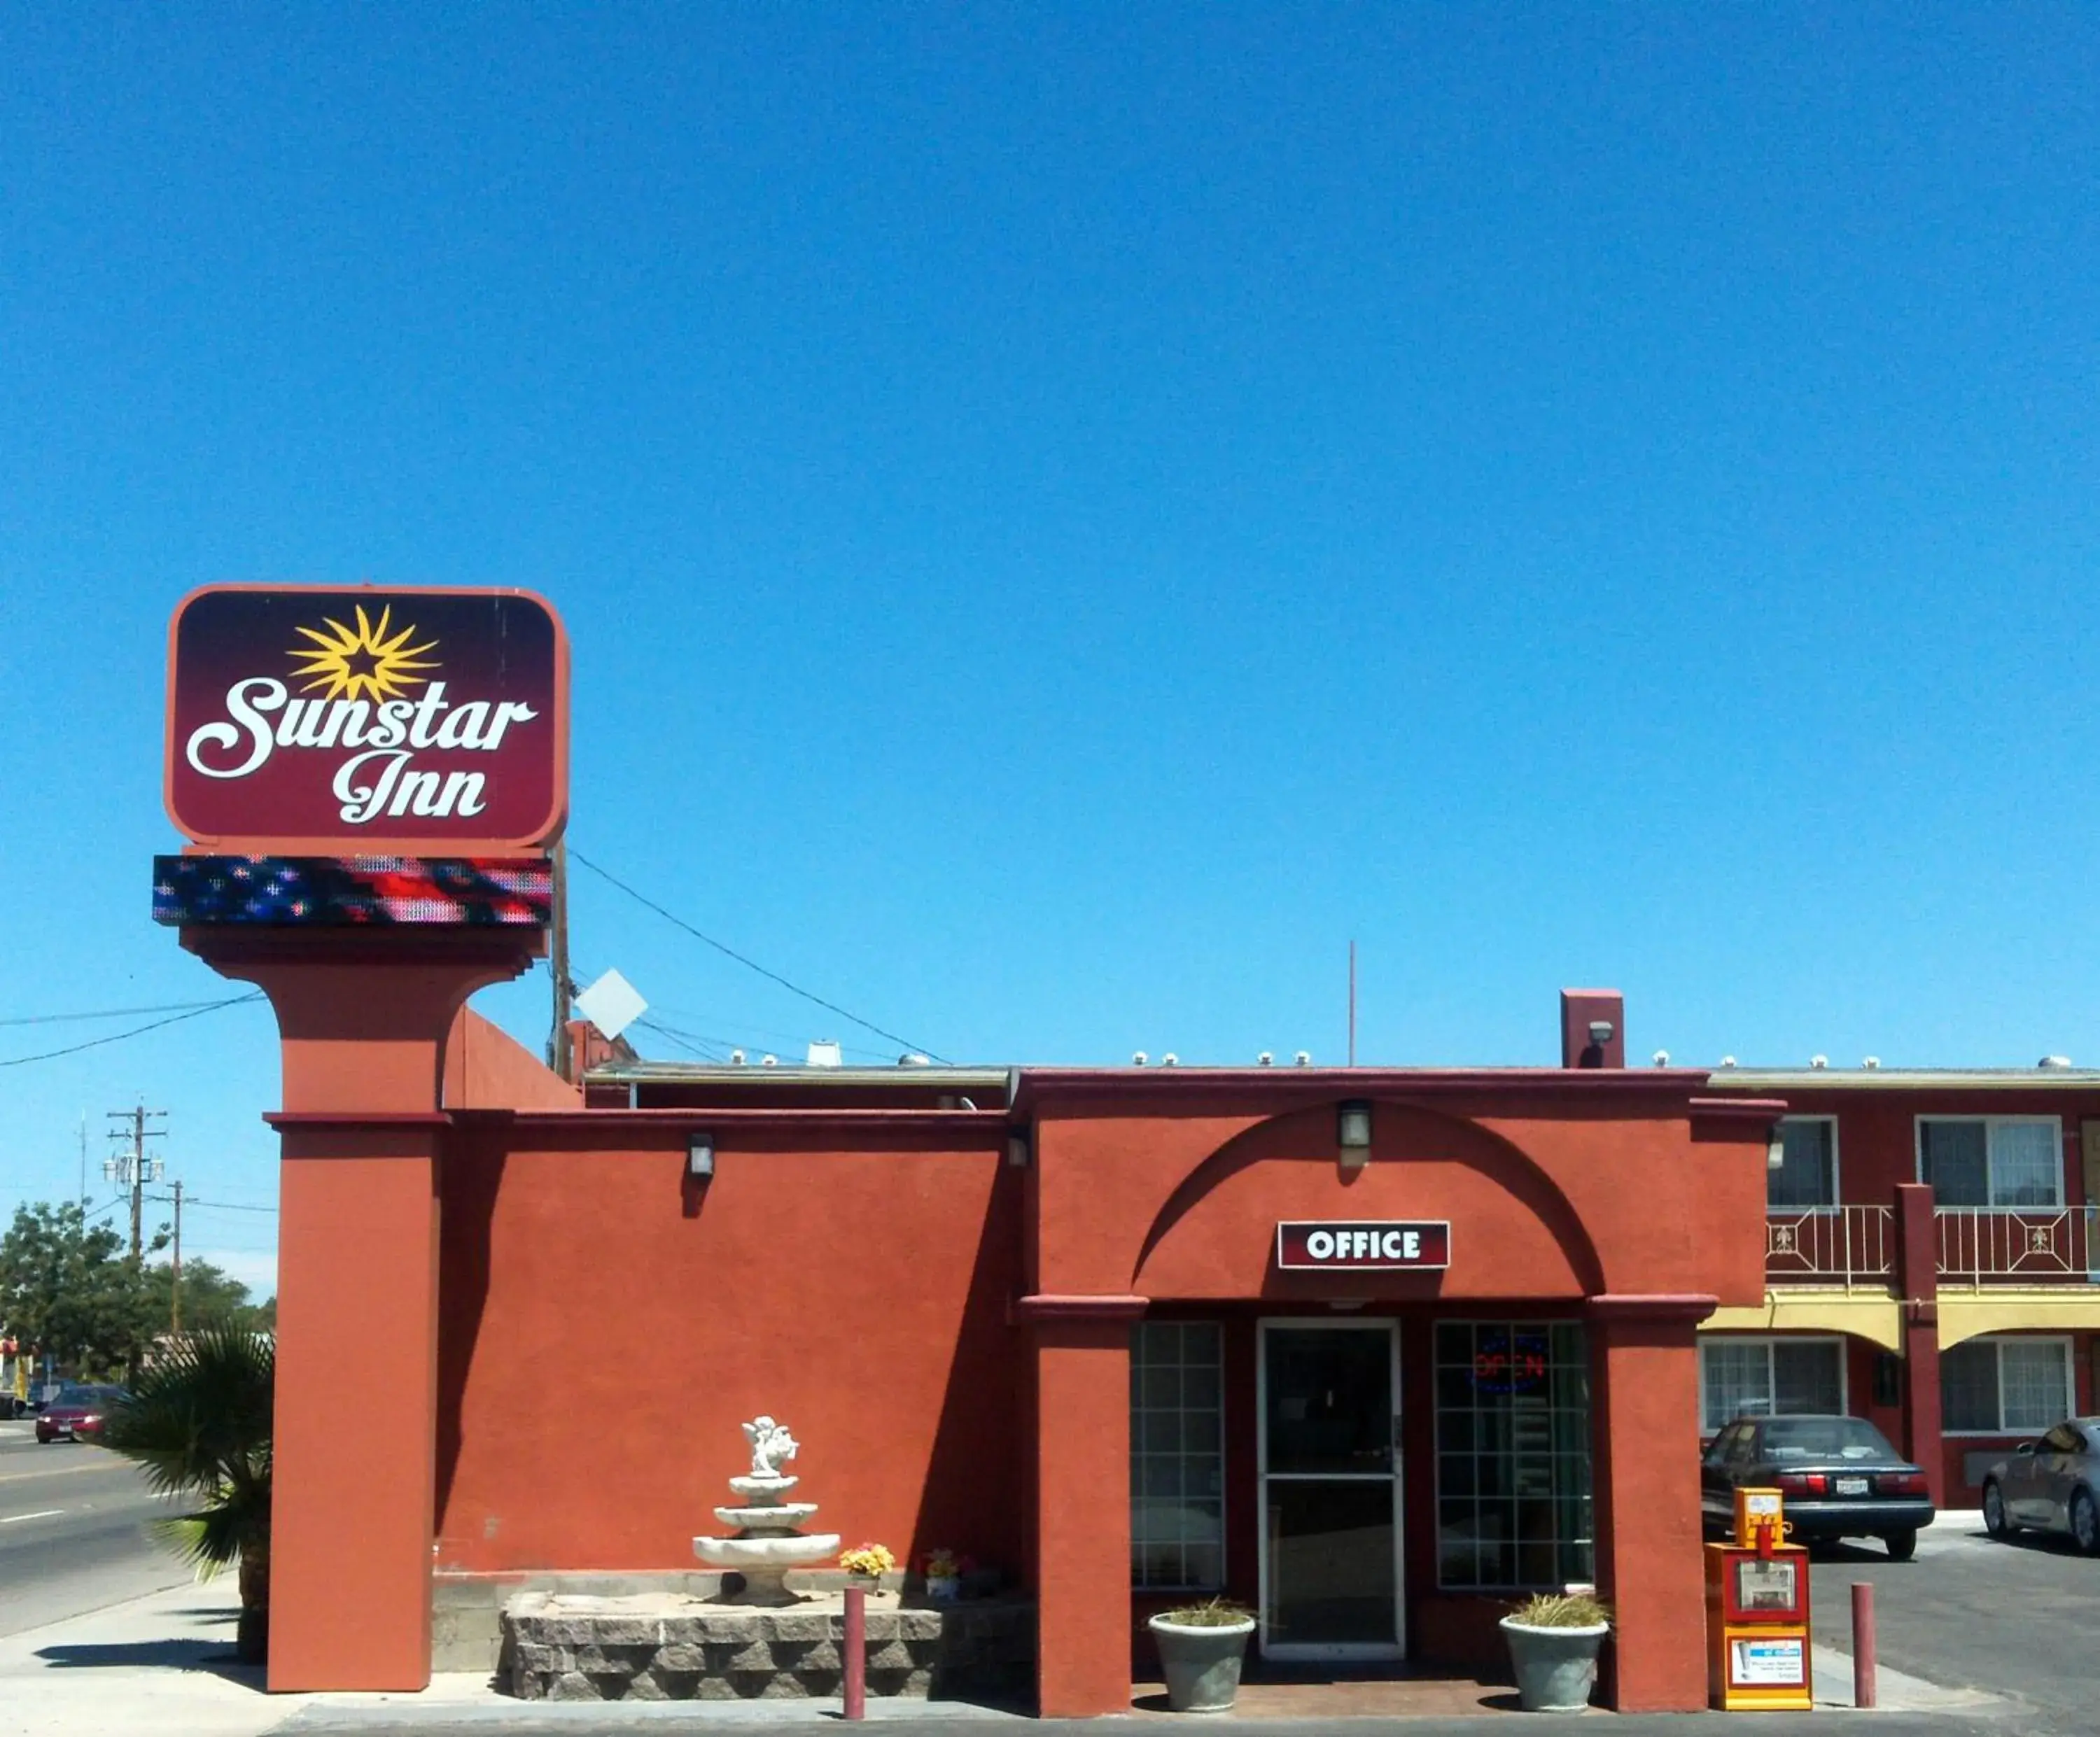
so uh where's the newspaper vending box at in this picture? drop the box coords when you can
[1705,1486,1813,1710]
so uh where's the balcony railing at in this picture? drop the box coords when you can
[1765,1206,1896,1286]
[1935,1206,2100,1286]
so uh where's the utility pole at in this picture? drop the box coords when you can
[549,836,573,1081]
[170,1180,183,1332]
[104,1106,167,1259]
[77,1113,88,1208]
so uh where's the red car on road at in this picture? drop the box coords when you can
[34,1384,125,1444]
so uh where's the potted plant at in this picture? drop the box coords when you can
[921,1548,972,1602]
[840,1542,896,1589]
[102,1328,274,1664]
[1499,1589,1610,1713]
[1147,1597,1256,1714]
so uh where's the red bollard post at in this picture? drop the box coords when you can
[1851,1581,1877,1709]
[844,1583,867,1721]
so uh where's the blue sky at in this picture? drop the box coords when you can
[2,6,2096,1298]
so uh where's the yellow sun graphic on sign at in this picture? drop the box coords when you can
[287,605,440,702]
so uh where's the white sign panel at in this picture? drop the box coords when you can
[1730,1636,1805,1688]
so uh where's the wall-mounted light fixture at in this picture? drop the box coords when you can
[1338,1099,1373,1168]
[1006,1132,1031,1169]
[689,1131,715,1183]
[1766,1125,1786,1172]
[1588,1020,1616,1047]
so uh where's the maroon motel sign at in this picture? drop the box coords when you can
[1275,1220,1452,1271]
[164,584,568,852]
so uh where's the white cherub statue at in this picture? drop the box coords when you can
[743,1416,799,1479]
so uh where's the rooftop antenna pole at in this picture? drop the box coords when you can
[550,836,573,1081]
[1348,939,1357,1068]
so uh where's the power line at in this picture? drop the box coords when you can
[568,849,947,1063]
[0,999,247,1029]
[0,993,266,1069]
[632,1018,724,1063]
[185,1200,279,1215]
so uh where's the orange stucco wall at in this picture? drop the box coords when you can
[1034,1092,1768,1307]
[432,1120,1024,1577]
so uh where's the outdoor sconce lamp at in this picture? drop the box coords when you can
[1338,1099,1373,1167]
[1766,1125,1786,1172]
[1588,1020,1615,1046]
[689,1131,715,1183]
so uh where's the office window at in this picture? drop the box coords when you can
[1920,1118,2063,1207]
[1768,1118,1837,1208]
[1130,1322,1224,1587]
[1435,1322,1592,1590]
[1700,1337,1844,1432]
[1942,1337,2073,1434]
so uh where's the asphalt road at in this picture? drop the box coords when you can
[0,1419,192,1638]
[1809,1512,2099,1734]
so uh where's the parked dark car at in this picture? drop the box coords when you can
[34,1384,125,1444]
[1702,1414,1934,1559]
[1981,1418,2100,1552]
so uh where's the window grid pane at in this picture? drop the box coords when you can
[1940,1341,1998,1431]
[1768,1120,1835,1208]
[1701,1340,1772,1431]
[1921,1121,1989,1206]
[1434,1321,1591,1591]
[1130,1323,1224,1589]
[1999,1340,2071,1433]
[1772,1341,1844,1415]
[1989,1123,2061,1208]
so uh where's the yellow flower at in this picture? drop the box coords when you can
[840,1542,896,1580]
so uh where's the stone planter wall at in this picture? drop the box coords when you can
[503,1591,1034,1703]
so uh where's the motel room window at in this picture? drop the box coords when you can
[1766,1118,1837,1209]
[1919,1118,2063,1208]
[1700,1337,1844,1433]
[1941,1337,2073,1434]
[1130,1322,1224,1588]
[1434,1322,1592,1591]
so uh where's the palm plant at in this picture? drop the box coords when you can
[103,1327,274,1661]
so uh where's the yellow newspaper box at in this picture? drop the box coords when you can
[1705,1487,1812,1710]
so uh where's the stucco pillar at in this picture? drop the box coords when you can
[1895,1182,1945,1503]
[1017,1294,1145,1717]
[1587,1293,1716,1714]
[183,929,540,1692]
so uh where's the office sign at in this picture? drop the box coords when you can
[165,585,568,852]
[1275,1220,1451,1271]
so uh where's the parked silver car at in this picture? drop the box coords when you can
[1982,1418,2100,1552]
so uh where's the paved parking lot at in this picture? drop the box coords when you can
[1809,1509,2096,1733]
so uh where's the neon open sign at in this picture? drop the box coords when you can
[1275,1220,1451,1271]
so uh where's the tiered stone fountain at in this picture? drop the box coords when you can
[692,1416,841,1605]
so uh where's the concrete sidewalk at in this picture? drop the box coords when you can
[0,1577,2010,1736]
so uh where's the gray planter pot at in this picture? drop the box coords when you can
[1499,1617,1607,1713]
[1148,1614,1256,1713]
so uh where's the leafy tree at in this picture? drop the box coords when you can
[0,1202,153,1378]
[143,1257,275,1337]
[104,1328,274,1662]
